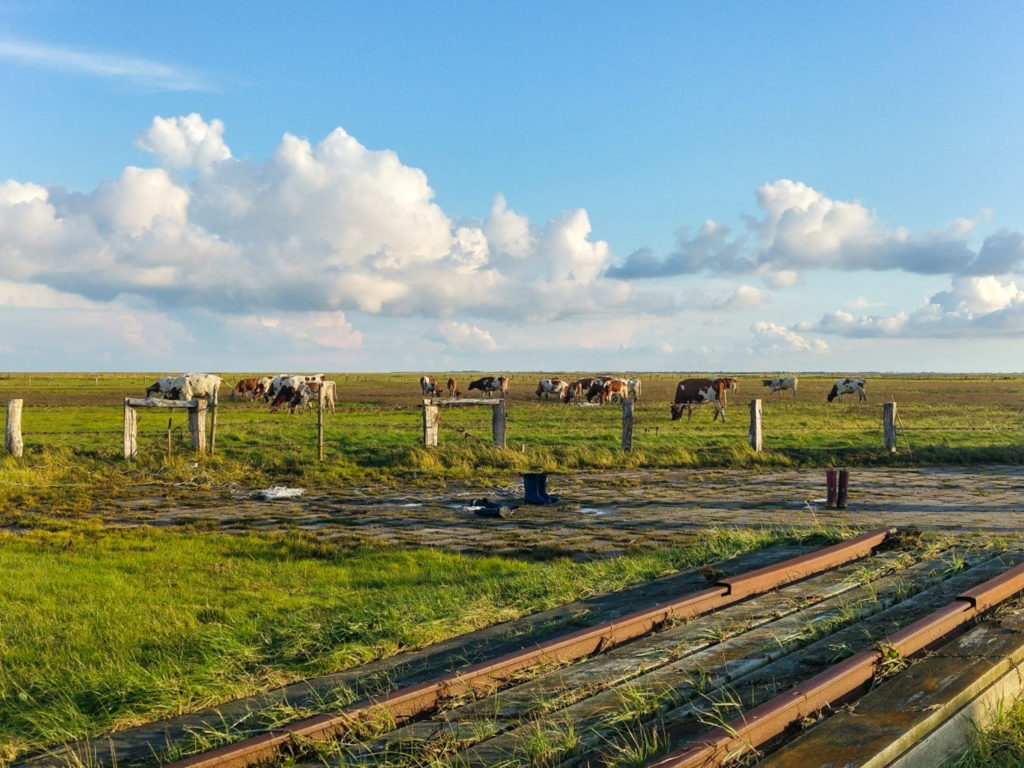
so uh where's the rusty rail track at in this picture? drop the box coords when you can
[646,560,1024,768]
[169,528,895,768]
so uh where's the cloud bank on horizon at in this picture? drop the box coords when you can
[2,114,1023,369]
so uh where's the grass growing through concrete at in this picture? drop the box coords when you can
[954,695,1024,767]
[0,522,819,761]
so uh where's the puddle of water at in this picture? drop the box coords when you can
[579,508,611,516]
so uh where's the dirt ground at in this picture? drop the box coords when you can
[97,465,1024,556]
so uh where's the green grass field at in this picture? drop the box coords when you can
[0,372,1021,763]
[1,372,1022,512]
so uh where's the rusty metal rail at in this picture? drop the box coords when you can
[646,559,1024,768]
[168,528,894,768]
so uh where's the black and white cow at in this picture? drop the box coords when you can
[167,373,224,404]
[670,378,727,422]
[145,376,175,399]
[763,376,798,396]
[536,378,568,400]
[827,377,867,402]
[468,376,509,397]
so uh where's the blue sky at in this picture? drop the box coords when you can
[2,1,1024,372]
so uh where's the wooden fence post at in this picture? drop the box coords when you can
[492,399,507,448]
[621,398,634,451]
[317,386,325,462]
[749,399,762,453]
[188,402,207,454]
[6,399,24,458]
[884,401,897,453]
[123,399,137,460]
[423,400,439,447]
[209,401,217,455]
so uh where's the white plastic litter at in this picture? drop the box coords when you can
[252,486,305,500]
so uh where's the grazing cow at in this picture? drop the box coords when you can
[264,374,323,403]
[232,377,261,400]
[563,377,598,403]
[763,376,798,396]
[420,375,443,397]
[827,377,867,403]
[447,377,461,398]
[627,377,642,401]
[269,375,306,412]
[290,380,337,413]
[168,373,224,404]
[599,378,629,405]
[252,376,275,400]
[468,376,509,397]
[670,378,727,422]
[536,378,568,400]
[145,376,175,399]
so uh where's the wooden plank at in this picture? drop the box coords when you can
[428,398,501,406]
[124,398,200,409]
[5,399,23,458]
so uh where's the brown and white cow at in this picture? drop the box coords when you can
[599,378,629,404]
[763,376,798,396]
[447,377,461,398]
[827,377,867,402]
[419,375,443,397]
[670,378,727,422]
[536,378,568,400]
[627,377,642,401]
[713,377,738,403]
[563,377,597,403]
[232,377,261,400]
[468,375,509,397]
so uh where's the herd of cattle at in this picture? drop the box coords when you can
[144,373,336,413]
[420,374,867,422]
[142,372,867,422]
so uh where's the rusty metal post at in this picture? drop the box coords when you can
[837,468,849,509]
[826,469,838,507]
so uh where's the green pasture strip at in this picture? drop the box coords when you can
[0,523,840,761]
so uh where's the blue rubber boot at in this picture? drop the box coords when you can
[538,473,558,503]
[523,473,548,504]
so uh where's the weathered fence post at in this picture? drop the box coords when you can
[884,401,897,453]
[188,402,207,454]
[209,400,217,455]
[166,416,173,459]
[492,399,507,448]
[123,399,137,460]
[6,399,24,458]
[317,386,325,462]
[423,399,439,447]
[749,399,762,453]
[621,397,634,451]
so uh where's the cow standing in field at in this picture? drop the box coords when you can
[563,378,597,403]
[627,377,642,401]
[145,376,175,399]
[714,377,738,404]
[670,378,728,422]
[536,378,568,400]
[827,377,867,402]
[232,378,261,400]
[763,376,798,396]
[168,373,224,405]
[468,376,509,397]
[447,378,461,398]
[290,380,337,413]
[599,378,628,404]
[420,375,443,397]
